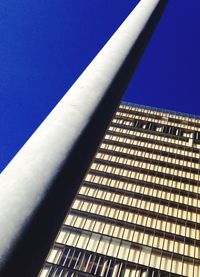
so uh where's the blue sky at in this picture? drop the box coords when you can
[1,0,200,171]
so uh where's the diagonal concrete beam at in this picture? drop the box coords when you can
[0,0,168,276]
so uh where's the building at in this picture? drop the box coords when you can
[39,102,200,277]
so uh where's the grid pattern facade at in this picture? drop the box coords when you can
[39,102,200,277]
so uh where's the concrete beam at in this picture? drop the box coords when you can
[0,0,168,276]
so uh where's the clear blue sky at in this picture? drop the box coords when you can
[1,0,200,171]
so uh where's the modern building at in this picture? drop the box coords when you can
[39,102,200,277]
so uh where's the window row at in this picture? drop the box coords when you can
[40,246,188,277]
[109,124,188,147]
[105,133,199,159]
[46,247,125,277]
[90,162,200,195]
[100,142,200,170]
[115,112,200,133]
[63,214,199,259]
[95,152,200,182]
[113,117,187,137]
[84,174,200,209]
[72,200,199,240]
[78,186,200,223]
[119,104,200,125]
[52,230,198,276]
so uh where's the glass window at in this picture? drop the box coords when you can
[86,233,101,252]
[76,232,90,249]
[97,236,110,255]
[117,241,131,260]
[107,238,120,257]
[46,247,62,264]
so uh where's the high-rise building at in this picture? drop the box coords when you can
[39,102,200,277]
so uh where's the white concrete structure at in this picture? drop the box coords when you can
[0,0,168,276]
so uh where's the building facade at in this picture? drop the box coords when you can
[39,102,200,277]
